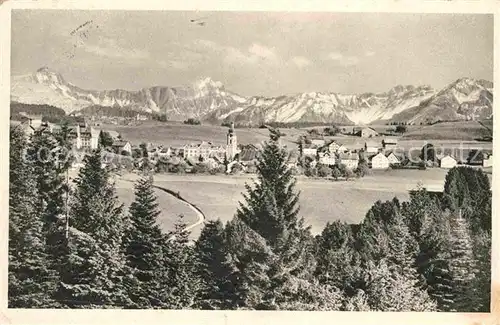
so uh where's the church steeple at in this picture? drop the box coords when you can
[226,122,237,161]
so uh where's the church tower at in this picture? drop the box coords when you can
[226,122,237,161]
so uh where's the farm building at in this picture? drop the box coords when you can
[382,138,398,150]
[326,140,341,152]
[385,152,401,165]
[355,127,379,138]
[338,152,359,170]
[319,152,336,166]
[439,155,458,169]
[301,145,318,157]
[364,140,380,154]
[370,152,390,169]
[112,141,132,155]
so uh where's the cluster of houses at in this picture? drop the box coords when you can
[12,113,100,151]
[13,113,492,174]
[124,122,242,172]
[299,136,493,170]
[299,137,402,170]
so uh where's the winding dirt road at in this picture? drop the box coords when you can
[119,176,206,236]
[152,184,206,233]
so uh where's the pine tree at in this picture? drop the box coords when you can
[447,213,477,311]
[162,215,202,309]
[362,259,437,311]
[315,221,363,296]
[9,127,59,307]
[225,128,325,310]
[26,128,68,272]
[402,188,454,309]
[124,176,166,308]
[194,219,237,309]
[471,229,491,312]
[57,150,131,308]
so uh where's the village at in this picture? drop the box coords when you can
[12,113,494,180]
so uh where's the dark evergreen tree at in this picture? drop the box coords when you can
[99,130,114,148]
[225,128,331,310]
[162,215,202,309]
[57,150,131,308]
[124,176,166,308]
[447,214,477,311]
[8,127,59,307]
[471,229,491,312]
[360,259,437,311]
[26,128,69,280]
[315,221,364,296]
[194,219,237,309]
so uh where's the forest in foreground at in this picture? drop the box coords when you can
[8,126,491,311]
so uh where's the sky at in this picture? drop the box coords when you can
[11,10,493,97]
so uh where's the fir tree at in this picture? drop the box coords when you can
[315,221,364,296]
[225,128,324,309]
[57,150,131,308]
[124,176,166,308]
[8,127,59,307]
[162,215,202,309]
[362,259,437,311]
[194,219,237,309]
[26,128,68,271]
[471,229,491,312]
[447,213,477,311]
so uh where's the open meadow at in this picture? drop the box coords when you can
[103,121,304,147]
[114,168,477,239]
[114,177,200,234]
[103,121,492,158]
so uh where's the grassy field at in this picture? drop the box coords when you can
[102,121,492,158]
[103,121,304,147]
[114,177,199,234]
[116,168,466,239]
[402,120,492,141]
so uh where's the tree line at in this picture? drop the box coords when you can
[9,126,491,310]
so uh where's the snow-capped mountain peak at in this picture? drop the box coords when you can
[11,68,493,125]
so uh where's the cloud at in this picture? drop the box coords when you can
[365,51,376,57]
[248,43,277,60]
[291,56,312,68]
[327,51,359,67]
[82,37,150,60]
[194,39,279,65]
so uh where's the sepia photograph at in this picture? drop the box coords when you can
[4,5,495,316]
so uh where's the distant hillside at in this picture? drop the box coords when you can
[11,101,66,118]
[75,105,153,118]
[401,120,493,141]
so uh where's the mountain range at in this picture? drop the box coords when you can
[10,67,493,125]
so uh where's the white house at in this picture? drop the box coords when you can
[338,152,359,170]
[483,153,493,168]
[370,152,390,169]
[302,147,318,157]
[386,152,401,165]
[319,152,336,166]
[439,155,458,169]
[327,141,341,152]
